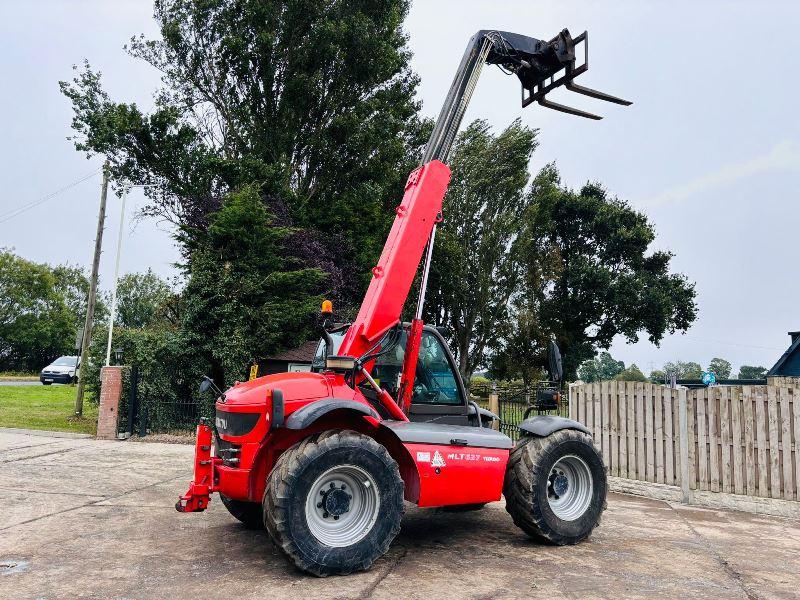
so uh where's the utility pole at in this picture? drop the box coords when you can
[75,161,110,416]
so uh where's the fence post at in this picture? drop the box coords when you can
[489,382,500,431]
[678,387,691,504]
[138,401,148,438]
[96,366,124,440]
[127,364,139,437]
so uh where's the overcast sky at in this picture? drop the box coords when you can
[1,1,798,375]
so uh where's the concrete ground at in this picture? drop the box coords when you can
[1,430,798,600]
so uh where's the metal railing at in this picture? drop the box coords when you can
[117,366,214,437]
[470,382,569,440]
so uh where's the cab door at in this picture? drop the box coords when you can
[371,327,469,425]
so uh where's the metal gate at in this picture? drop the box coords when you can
[117,366,214,437]
[471,382,569,440]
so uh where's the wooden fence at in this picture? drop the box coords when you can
[569,378,800,503]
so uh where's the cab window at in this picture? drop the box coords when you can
[372,330,463,406]
[311,330,346,372]
[411,331,462,405]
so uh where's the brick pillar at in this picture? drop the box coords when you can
[97,366,124,440]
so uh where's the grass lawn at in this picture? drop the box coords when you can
[0,385,97,435]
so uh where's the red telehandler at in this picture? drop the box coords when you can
[177,28,630,576]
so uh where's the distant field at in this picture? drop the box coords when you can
[0,372,38,381]
[0,385,97,435]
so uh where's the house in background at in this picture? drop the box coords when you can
[767,331,800,377]
[257,340,318,375]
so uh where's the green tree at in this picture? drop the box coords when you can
[115,269,172,329]
[614,363,648,382]
[500,165,697,379]
[488,307,546,386]
[649,369,666,384]
[577,352,626,382]
[738,365,767,379]
[663,360,702,379]
[51,263,108,328]
[425,119,537,381]
[0,250,74,371]
[708,357,732,380]
[60,0,426,307]
[180,187,326,386]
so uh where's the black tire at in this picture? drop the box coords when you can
[220,494,263,529]
[504,429,606,545]
[263,430,404,577]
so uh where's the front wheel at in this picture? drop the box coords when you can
[263,430,404,577]
[504,429,606,545]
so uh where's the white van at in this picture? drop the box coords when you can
[40,356,79,385]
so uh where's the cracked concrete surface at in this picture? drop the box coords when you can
[1,429,798,599]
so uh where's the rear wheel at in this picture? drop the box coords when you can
[263,430,404,577]
[504,429,606,545]
[220,494,263,529]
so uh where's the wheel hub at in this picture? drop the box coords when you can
[322,486,351,517]
[546,454,594,521]
[552,473,569,497]
[305,465,380,547]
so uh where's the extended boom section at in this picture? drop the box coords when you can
[336,160,451,359]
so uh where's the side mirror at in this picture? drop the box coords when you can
[547,340,563,383]
[199,375,227,402]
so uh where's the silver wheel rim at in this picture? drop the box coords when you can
[547,454,593,521]
[304,465,380,547]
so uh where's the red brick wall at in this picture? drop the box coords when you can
[97,366,123,440]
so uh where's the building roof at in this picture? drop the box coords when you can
[266,340,319,363]
[767,331,800,377]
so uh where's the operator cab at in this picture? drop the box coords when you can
[312,324,481,426]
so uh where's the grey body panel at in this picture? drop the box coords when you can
[285,399,379,430]
[518,415,590,437]
[381,420,513,449]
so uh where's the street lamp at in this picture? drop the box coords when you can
[105,184,159,366]
[114,347,123,365]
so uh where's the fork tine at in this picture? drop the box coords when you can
[537,96,603,120]
[565,80,632,106]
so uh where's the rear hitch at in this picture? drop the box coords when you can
[175,419,216,513]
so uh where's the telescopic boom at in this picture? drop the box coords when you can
[337,29,629,410]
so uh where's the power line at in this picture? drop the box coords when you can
[0,169,102,224]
